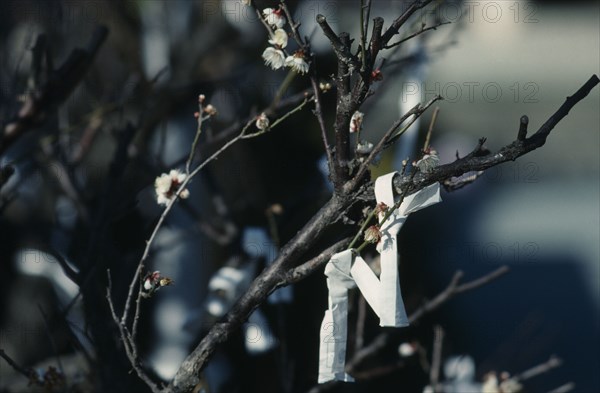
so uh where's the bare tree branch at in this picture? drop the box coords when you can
[0,349,33,380]
[391,74,600,196]
[281,237,352,286]
[513,355,562,383]
[0,26,108,155]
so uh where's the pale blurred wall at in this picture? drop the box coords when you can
[424,1,599,300]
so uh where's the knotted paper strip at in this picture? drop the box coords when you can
[351,172,441,327]
[318,250,356,383]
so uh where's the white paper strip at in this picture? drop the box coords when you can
[318,250,356,383]
[351,173,441,327]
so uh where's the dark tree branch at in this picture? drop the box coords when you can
[548,382,575,393]
[106,273,162,393]
[315,15,361,71]
[167,194,357,392]
[391,75,600,196]
[380,1,435,47]
[518,115,529,141]
[281,237,352,285]
[0,349,33,380]
[368,17,385,66]
[0,26,108,155]
[442,171,484,192]
[333,33,354,186]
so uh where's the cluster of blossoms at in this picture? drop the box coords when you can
[154,169,190,206]
[195,93,218,118]
[414,147,440,173]
[28,366,65,390]
[481,371,523,393]
[142,270,174,297]
[260,7,309,74]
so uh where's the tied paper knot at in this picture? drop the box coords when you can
[318,172,441,383]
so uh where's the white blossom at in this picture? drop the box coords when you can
[268,29,288,48]
[364,225,381,243]
[349,111,364,133]
[482,372,499,393]
[356,140,374,155]
[263,8,286,28]
[415,149,440,173]
[398,342,415,357]
[204,104,217,116]
[285,54,309,74]
[154,169,189,206]
[319,82,332,92]
[255,113,270,130]
[262,47,286,70]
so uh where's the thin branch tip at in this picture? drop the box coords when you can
[518,115,529,141]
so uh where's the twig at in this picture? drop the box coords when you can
[123,96,310,328]
[106,271,162,393]
[352,170,418,255]
[517,115,529,141]
[241,97,311,139]
[363,0,373,50]
[280,1,305,48]
[37,305,65,377]
[380,1,435,46]
[347,205,378,250]
[348,95,442,192]
[280,237,352,286]
[423,106,440,152]
[0,349,32,380]
[186,101,210,174]
[384,21,451,50]
[359,0,367,73]
[315,15,361,71]
[547,382,576,393]
[513,355,562,382]
[430,325,444,393]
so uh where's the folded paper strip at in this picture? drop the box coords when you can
[318,172,441,383]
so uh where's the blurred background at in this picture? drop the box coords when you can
[0,1,598,392]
